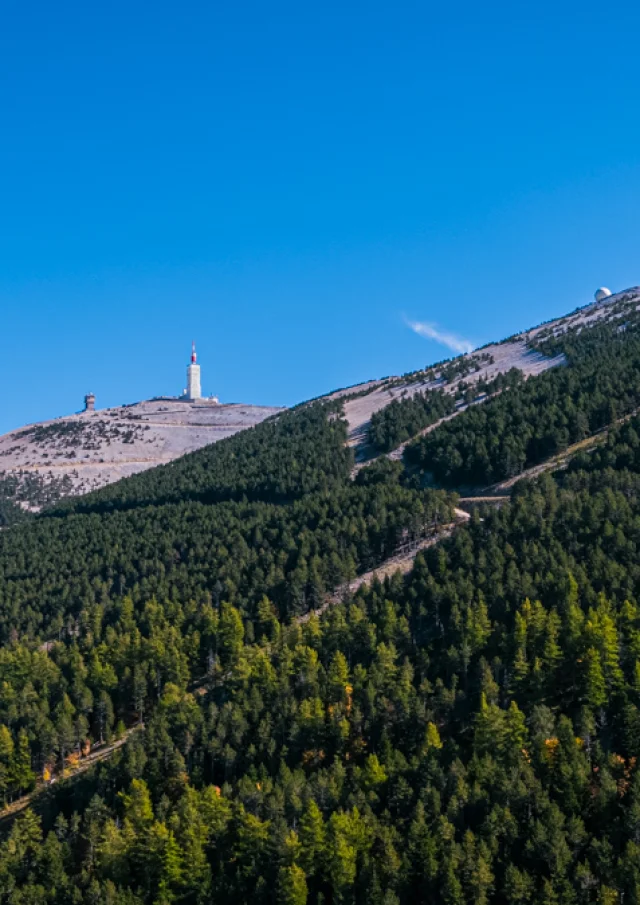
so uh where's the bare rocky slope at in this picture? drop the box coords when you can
[331,286,640,459]
[0,399,282,511]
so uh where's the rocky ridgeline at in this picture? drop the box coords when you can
[0,398,283,511]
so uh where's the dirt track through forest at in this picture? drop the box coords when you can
[1,510,473,822]
[0,727,144,823]
[298,514,469,624]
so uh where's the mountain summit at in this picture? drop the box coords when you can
[2,286,638,515]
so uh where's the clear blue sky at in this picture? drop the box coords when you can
[2,0,640,433]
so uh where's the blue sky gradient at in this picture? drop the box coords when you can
[2,0,640,432]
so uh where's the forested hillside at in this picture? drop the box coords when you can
[0,404,451,811]
[4,297,640,902]
[368,369,523,455]
[405,305,640,487]
[48,407,349,514]
[4,411,640,902]
[368,389,456,453]
[0,492,26,528]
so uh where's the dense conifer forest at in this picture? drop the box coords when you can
[3,303,640,902]
[368,390,456,452]
[368,369,523,455]
[405,314,640,487]
[0,495,25,528]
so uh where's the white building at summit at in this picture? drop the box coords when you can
[185,341,202,400]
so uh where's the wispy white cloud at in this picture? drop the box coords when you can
[405,319,474,355]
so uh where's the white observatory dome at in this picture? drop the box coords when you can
[595,287,612,303]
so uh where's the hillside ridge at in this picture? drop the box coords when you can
[336,285,640,453]
[0,397,282,512]
[1,285,638,514]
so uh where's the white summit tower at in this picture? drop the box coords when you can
[186,341,202,400]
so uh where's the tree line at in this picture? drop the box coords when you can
[405,315,640,488]
[368,369,523,454]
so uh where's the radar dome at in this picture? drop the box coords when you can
[595,287,612,303]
